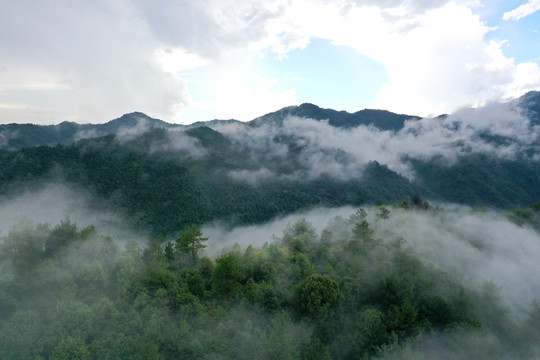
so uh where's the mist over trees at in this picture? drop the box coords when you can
[1,204,540,359]
[1,108,539,236]
[1,95,540,358]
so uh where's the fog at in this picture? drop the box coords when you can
[148,128,208,159]
[203,204,540,315]
[1,183,540,358]
[210,99,539,182]
[375,206,540,314]
[0,183,146,244]
[0,129,19,148]
[202,206,358,254]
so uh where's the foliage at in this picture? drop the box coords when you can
[293,274,340,320]
[175,224,208,264]
[0,209,538,359]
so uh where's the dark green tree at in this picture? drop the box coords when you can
[355,308,392,357]
[164,241,175,263]
[45,217,78,256]
[175,225,208,265]
[350,220,376,252]
[212,253,246,298]
[51,336,89,360]
[293,274,340,320]
[348,208,367,224]
[377,206,391,219]
[0,220,48,274]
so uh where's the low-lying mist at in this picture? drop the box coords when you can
[202,206,358,253]
[1,192,540,359]
[204,203,540,316]
[201,204,540,358]
[209,100,539,183]
[2,182,538,318]
[0,183,147,243]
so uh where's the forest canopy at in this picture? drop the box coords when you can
[1,204,540,359]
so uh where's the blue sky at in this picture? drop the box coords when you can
[484,0,540,62]
[180,38,388,120]
[1,0,540,124]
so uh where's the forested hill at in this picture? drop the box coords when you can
[248,103,420,131]
[2,206,540,359]
[0,128,420,235]
[1,91,539,149]
[0,91,539,235]
[1,123,539,236]
[1,94,540,359]
[0,112,175,149]
[0,104,421,149]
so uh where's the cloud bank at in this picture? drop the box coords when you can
[213,98,539,182]
[0,183,146,243]
[203,204,540,315]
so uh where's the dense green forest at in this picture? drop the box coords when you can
[1,124,539,237]
[1,93,539,238]
[1,205,540,359]
[0,128,421,235]
[1,94,540,359]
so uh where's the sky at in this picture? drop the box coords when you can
[1,0,540,125]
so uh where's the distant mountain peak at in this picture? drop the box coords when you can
[249,102,419,131]
[517,90,540,126]
[2,91,540,149]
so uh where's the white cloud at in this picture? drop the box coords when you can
[503,0,540,20]
[215,96,537,181]
[264,1,540,117]
[0,1,191,124]
[245,0,539,117]
[1,0,539,124]
[0,0,287,124]
[227,168,275,186]
[372,206,540,313]
[506,61,540,98]
[179,47,298,122]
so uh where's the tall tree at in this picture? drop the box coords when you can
[175,224,208,265]
[377,206,391,220]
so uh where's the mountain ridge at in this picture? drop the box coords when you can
[1,91,538,149]
[249,103,421,131]
[10,91,538,149]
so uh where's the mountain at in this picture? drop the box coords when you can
[0,91,539,235]
[0,124,538,236]
[0,103,421,149]
[516,90,540,126]
[0,127,421,235]
[185,119,243,129]
[0,112,179,149]
[93,111,176,133]
[249,103,420,131]
[2,91,539,149]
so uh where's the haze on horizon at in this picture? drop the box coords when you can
[1,0,540,125]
